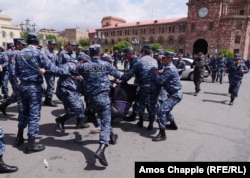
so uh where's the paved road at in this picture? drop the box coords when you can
[1,63,250,178]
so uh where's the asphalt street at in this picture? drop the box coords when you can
[1,62,250,178]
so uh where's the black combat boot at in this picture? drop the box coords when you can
[25,137,45,154]
[43,97,57,107]
[0,102,9,115]
[94,144,108,166]
[165,120,178,130]
[109,132,118,145]
[55,115,68,133]
[14,128,24,147]
[0,156,18,173]
[147,118,154,130]
[76,118,90,129]
[152,128,167,142]
[137,117,143,128]
[123,112,137,122]
[229,97,235,106]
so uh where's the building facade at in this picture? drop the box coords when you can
[90,0,250,59]
[0,11,20,49]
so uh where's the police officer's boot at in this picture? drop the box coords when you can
[109,132,118,145]
[136,117,143,128]
[76,118,90,129]
[152,128,167,142]
[229,97,235,106]
[123,112,136,122]
[14,128,24,147]
[25,137,45,154]
[147,118,155,130]
[94,144,108,166]
[55,114,68,133]
[44,97,57,107]
[165,120,178,130]
[0,102,9,115]
[0,156,18,173]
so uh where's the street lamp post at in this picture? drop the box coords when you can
[20,18,36,34]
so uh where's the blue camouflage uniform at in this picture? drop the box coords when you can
[121,46,160,126]
[16,44,70,138]
[0,126,5,156]
[44,41,58,100]
[56,48,86,125]
[5,47,25,119]
[155,62,183,129]
[215,55,226,83]
[208,56,217,82]
[75,55,122,145]
[0,50,9,99]
[227,56,249,104]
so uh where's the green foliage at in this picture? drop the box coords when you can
[113,40,132,52]
[165,48,175,52]
[78,38,89,47]
[150,43,163,52]
[218,49,234,58]
[45,34,57,41]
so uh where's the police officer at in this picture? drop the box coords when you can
[0,43,13,101]
[215,54,226,84]
[173,53,186,79]
[43,39,58,107]
[227,54,249,105]
[122,46,140,122]
[121,45,160,130]
[55,40,89,133]
[152,52,182,141]
[0,38,26,121]
[0,126,18,173]
[15,33,70,153]
[191,52,208,96]
[75,44,122,166]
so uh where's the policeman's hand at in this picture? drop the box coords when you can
[0,66,2,72]
[39,68,46,75]
[154,68,159,75]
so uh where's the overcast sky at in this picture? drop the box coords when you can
[0,0,188,31]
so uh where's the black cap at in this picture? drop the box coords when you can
[89,44,102,54]
[154,49,164,55]
[140,45,152,53]
[7,43,14,49]
[123,46,133,54]
[76,44,82,49]
[163,51,175,58]
[27,33,39,42]
[77,53,90,61]
[235,53,241,59]
[101,54,114,62]
[48,39,57,45]
[68,40,76,46]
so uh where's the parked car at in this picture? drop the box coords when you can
[173,57,210,80]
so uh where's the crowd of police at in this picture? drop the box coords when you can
[0,33,249,173]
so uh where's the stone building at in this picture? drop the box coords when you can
[90,0,250,59]
[0,11,20,49]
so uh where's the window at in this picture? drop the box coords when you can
[239,10,244,15]
[2,31,6,38]
[236,20,242,30]
[235,35,241,43]
[191,23,196,32]
[209,22,214,30]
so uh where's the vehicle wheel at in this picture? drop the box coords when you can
[189,72,194,81]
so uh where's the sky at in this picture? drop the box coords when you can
[0,0,188,31]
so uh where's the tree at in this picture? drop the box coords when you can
[150,43,163,52]
[78,38,89,47]
[218,49,234,58]
[113,40,131,52]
